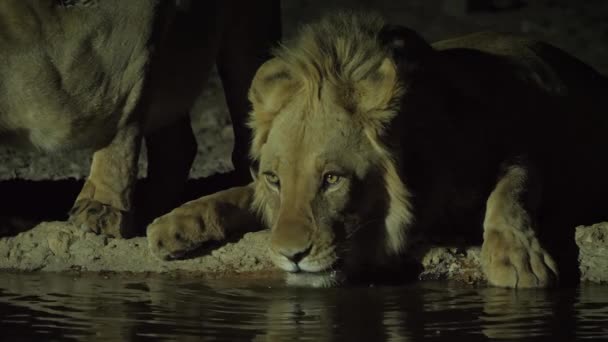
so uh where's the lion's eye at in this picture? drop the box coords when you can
[264,172,280,188]
[323,173,342,187]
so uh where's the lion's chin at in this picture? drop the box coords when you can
[285,270,346,288]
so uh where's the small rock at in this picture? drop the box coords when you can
[47,231,72,257]
[576,222,608,284]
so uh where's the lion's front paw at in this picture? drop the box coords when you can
[69,199,130,238]
[481,229,558,288]
[147,201,226,260]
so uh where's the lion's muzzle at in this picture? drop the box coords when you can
[270,215,315,272]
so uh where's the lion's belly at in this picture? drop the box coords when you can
[0,0,158,151]
[1,1,231,150]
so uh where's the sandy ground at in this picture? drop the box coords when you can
[0,222,275,276]
[1,0,608,283]
[0,220,486,284]
[0,220,605,284]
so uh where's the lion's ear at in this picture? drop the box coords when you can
[357,26,432,114]
[356,26,433,130]
[379,25,433,74]
[356,57,400,114]
[248,57,301,160]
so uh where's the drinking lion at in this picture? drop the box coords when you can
[148,12,608,288]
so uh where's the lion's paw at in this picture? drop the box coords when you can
[481,229,558,288]
[147,201,226,260]
[69,199,129,238]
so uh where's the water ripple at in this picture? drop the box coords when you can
[0,273,607,341]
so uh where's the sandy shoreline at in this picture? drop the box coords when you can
[1,220,606,285]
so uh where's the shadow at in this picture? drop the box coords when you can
[467,0,527,12]
[0,171,250,237]
[0,179,81,223]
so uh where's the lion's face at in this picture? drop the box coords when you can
[255,97,388,286]
[247,15,415,286]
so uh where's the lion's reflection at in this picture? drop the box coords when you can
[0,274,607,340]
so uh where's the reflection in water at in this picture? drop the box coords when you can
[0,273,607,341]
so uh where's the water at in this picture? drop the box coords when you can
[0,272,607,341]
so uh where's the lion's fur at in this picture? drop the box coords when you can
[246,12,608,287]
[0,0,158,151]
[0,0,238,151]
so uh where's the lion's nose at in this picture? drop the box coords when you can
[278,244,312,263]
[271,217,313,264]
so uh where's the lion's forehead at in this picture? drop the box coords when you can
[277,99,360,135]
[261,107,375,177]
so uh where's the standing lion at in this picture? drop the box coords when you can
[147,12,608,288]
[0,0,280,237]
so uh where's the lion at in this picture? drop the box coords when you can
[0,0,280,237]
[147,12,608,288]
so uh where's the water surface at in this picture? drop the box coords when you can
[1,272,607,341]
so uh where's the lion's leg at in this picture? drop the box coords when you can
[147,183,259,260]
[481,163,558,288]
[217,0,281,184]
[136,115,197,229]
[69,123,141,238]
